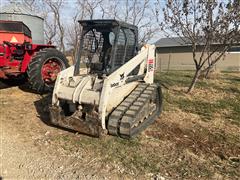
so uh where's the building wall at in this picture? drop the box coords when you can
[156,47,240,72]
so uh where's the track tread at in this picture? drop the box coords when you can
[107,83,162,138]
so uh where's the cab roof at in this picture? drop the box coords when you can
[78,19,138,32]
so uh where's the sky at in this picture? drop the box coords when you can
[0,0,167,43]
[0,0,166,21]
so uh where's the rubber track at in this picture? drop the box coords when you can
[108,83,161,139]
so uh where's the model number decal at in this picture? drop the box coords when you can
[111,82,119,88]
[148,59,154,72]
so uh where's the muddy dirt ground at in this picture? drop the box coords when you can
[0,72,239,179]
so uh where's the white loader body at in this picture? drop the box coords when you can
[51,45,156,130]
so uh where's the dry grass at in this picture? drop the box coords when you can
[1,70,239,179]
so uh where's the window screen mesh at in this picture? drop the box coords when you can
[81,29,104,64]
[114,28,136,69]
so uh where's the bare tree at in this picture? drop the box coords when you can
[156,0,240,93]
[43,9,57,44]
[104,0,120,19]
[66,1,88,63]
[77,0,103,20]
[20,0,37,11]
[105,0,158,44]
[9,0,159,50]
[44,0,65,53]
[65,13,80,62]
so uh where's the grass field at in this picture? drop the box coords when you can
[51,70,240,179]
[2,70,238,179]
[156,71,240,124]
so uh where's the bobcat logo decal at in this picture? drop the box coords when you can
[120,73,125,80]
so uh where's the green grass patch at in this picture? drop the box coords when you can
[177,98,216,120]
[174,97,240,123]
[155,71,240,123]
[217,97,240,124]
[155,71,193,87]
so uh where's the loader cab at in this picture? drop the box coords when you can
[74,19,138,76]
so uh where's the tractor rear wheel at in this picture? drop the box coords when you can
[27,48,69,93]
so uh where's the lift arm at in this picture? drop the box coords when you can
[98,44,156,129]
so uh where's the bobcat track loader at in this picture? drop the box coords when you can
[49,20,163,138]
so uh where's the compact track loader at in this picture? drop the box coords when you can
[49,20,163,138]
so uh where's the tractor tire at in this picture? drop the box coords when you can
[27,48,69,93]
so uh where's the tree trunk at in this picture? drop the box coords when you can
[202,64,214,79]
[204,66,211,79]
[187,69,200,93]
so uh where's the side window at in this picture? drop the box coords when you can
[117,29,126,45]
[112,28,137,71]
[80,29,104,73]
[114,29,126,67]
[124,29,136,63]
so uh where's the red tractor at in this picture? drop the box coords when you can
[0,20,69,93]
